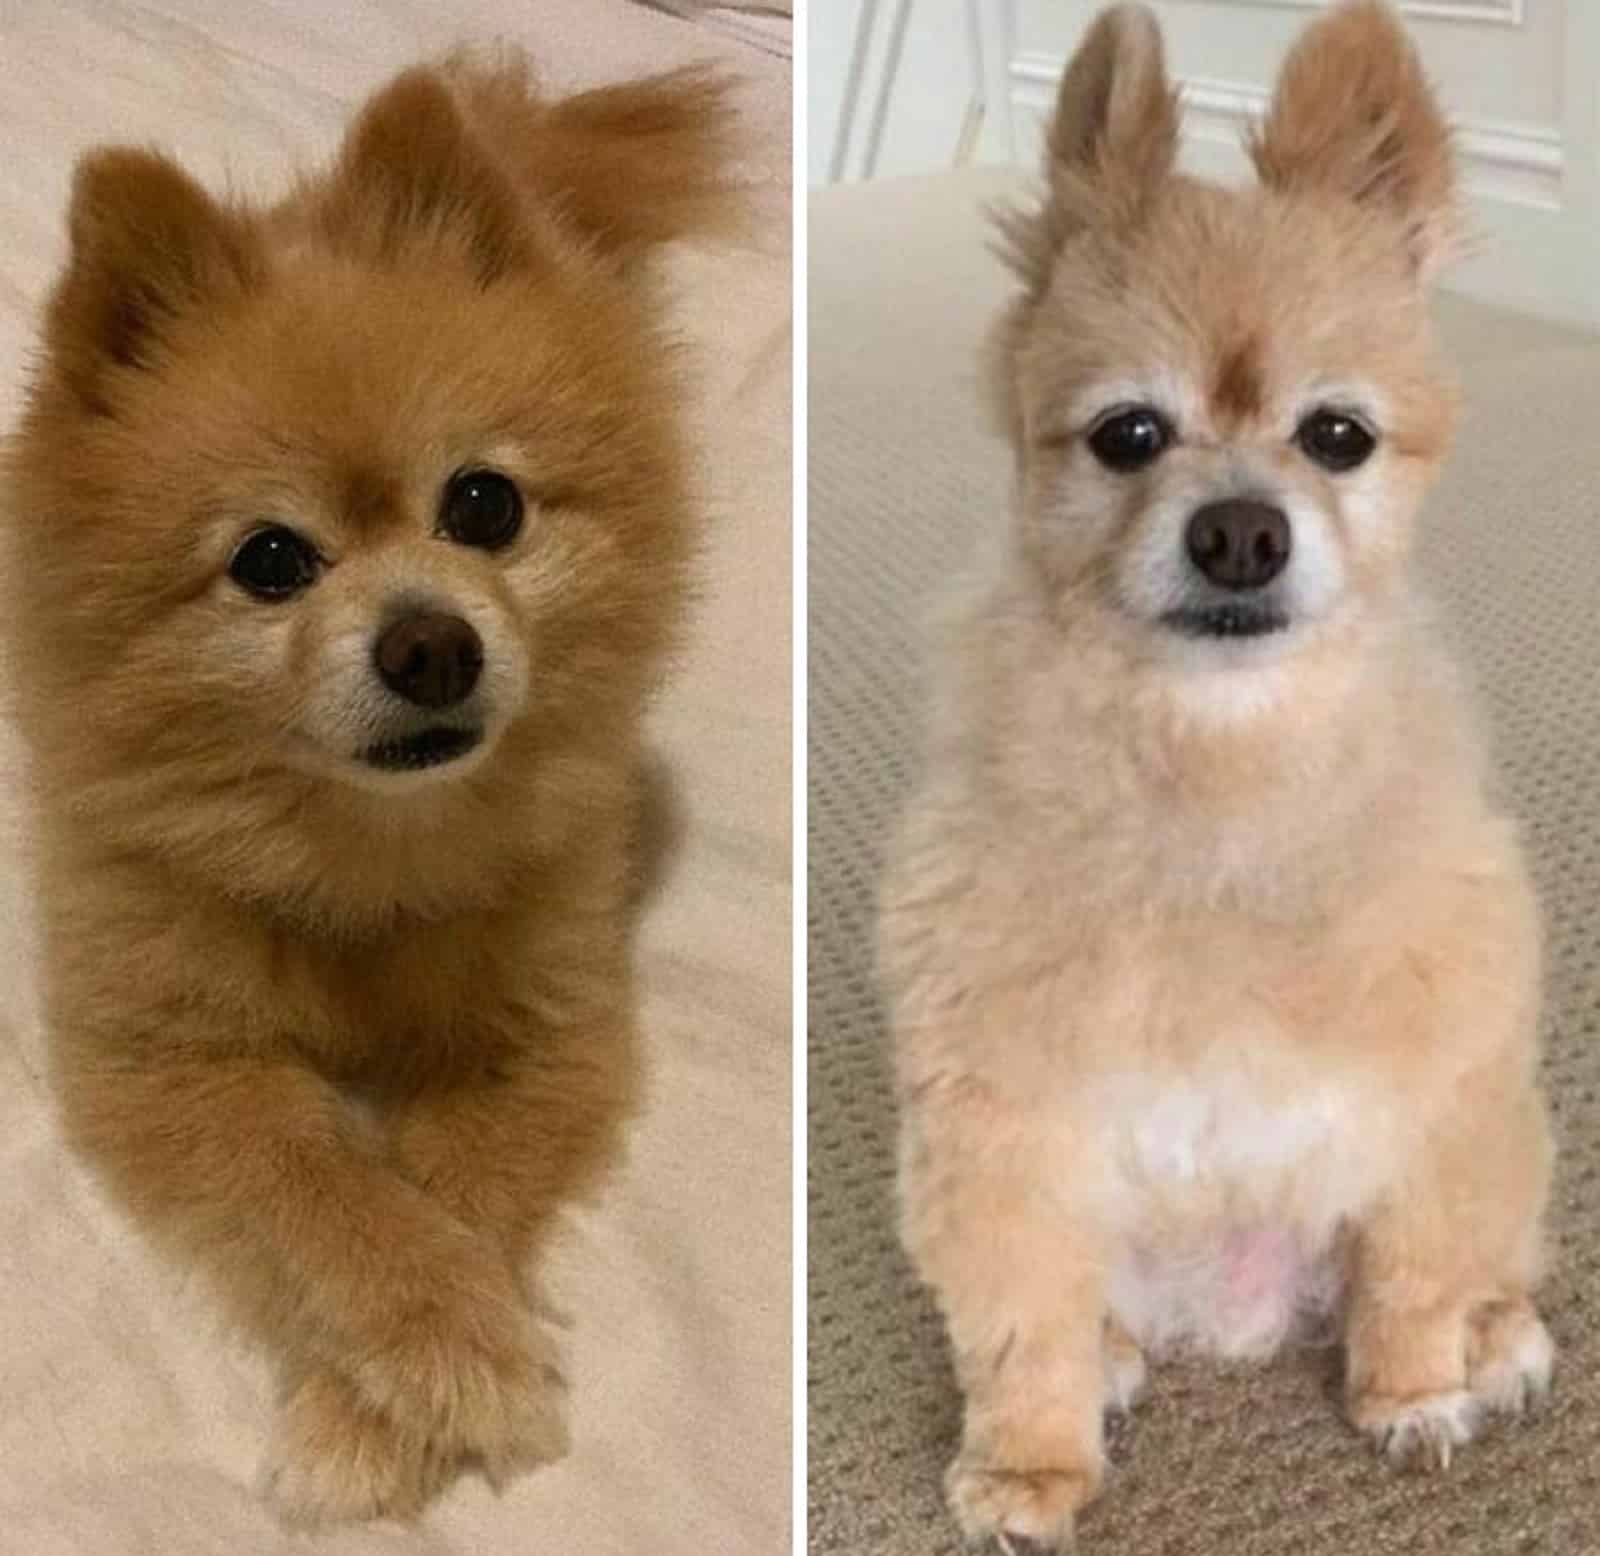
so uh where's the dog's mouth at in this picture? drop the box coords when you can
[360,726,483,772]
[1162,603,1290,640]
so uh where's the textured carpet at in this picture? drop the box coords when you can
[808,165,1600,1555]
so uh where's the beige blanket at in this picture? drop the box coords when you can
[0,4,791,1552]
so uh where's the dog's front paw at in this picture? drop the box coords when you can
[261,1366,447,1528]
[1348,1298,1554,1471]
[469,1321,571,1488]
[1350,1387,1480,1470]
[946,1457,1099,1552]
[350,1273,570,1486]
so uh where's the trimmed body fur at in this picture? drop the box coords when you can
[880,4,1552,1548]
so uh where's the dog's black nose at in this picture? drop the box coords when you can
[374,611,483,709]
[1185,499,1291,591]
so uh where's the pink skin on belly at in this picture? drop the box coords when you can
[1222,1223,1303,1325]
[1117,1221,1337,1356]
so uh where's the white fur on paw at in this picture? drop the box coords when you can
[947,1460,1094,1552]
[1365,1391,1480,1471]
[1470,1315,1554,1417]
[1103,1345,1147,1416]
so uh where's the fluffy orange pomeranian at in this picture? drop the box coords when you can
[879,3,1552,1547]
[3,53,734,1527]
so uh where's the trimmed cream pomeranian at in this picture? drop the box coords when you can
[879,2,1552,1547]
[4,55,733,1527]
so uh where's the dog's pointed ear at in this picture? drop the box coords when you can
[995,4,1179,295]
[321,67,533,283]
[1250,0,1460,277]
[1046,3,1178,202]
[445,57,743,261]
[47,148,259,410]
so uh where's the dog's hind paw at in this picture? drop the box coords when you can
[1102,1321,1147,1417]
[1467,1300,1554,1417]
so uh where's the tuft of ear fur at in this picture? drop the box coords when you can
[445,53,744,260]
[994,3,1179,298]
[47,149,260,412]
[1250,0,1460,276]
[320,67,535,284]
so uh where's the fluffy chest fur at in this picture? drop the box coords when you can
[889,556,1533,1366]
[1085,1061,1391,1358]
[1101,1067,1360,1194]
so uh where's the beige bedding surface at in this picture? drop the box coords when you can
[0,4,791,1552]
[808,166,1600,1554]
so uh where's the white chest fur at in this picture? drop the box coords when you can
[1086,1065,1396,1359]
[1116,1073,1356,1191]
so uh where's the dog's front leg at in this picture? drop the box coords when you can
[386,997,636,1279]
[52,1044,556,1525]
[901,1079,1109,1552]
[1344,1053,1552,1467]
[384,987,637,1495]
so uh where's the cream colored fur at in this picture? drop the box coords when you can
[879,5,1552,1549]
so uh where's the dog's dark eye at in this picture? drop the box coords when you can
[1087,407,1172,472]
[1296,409,1377,473]
[228,526,318,600]
[440,469,524,550]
